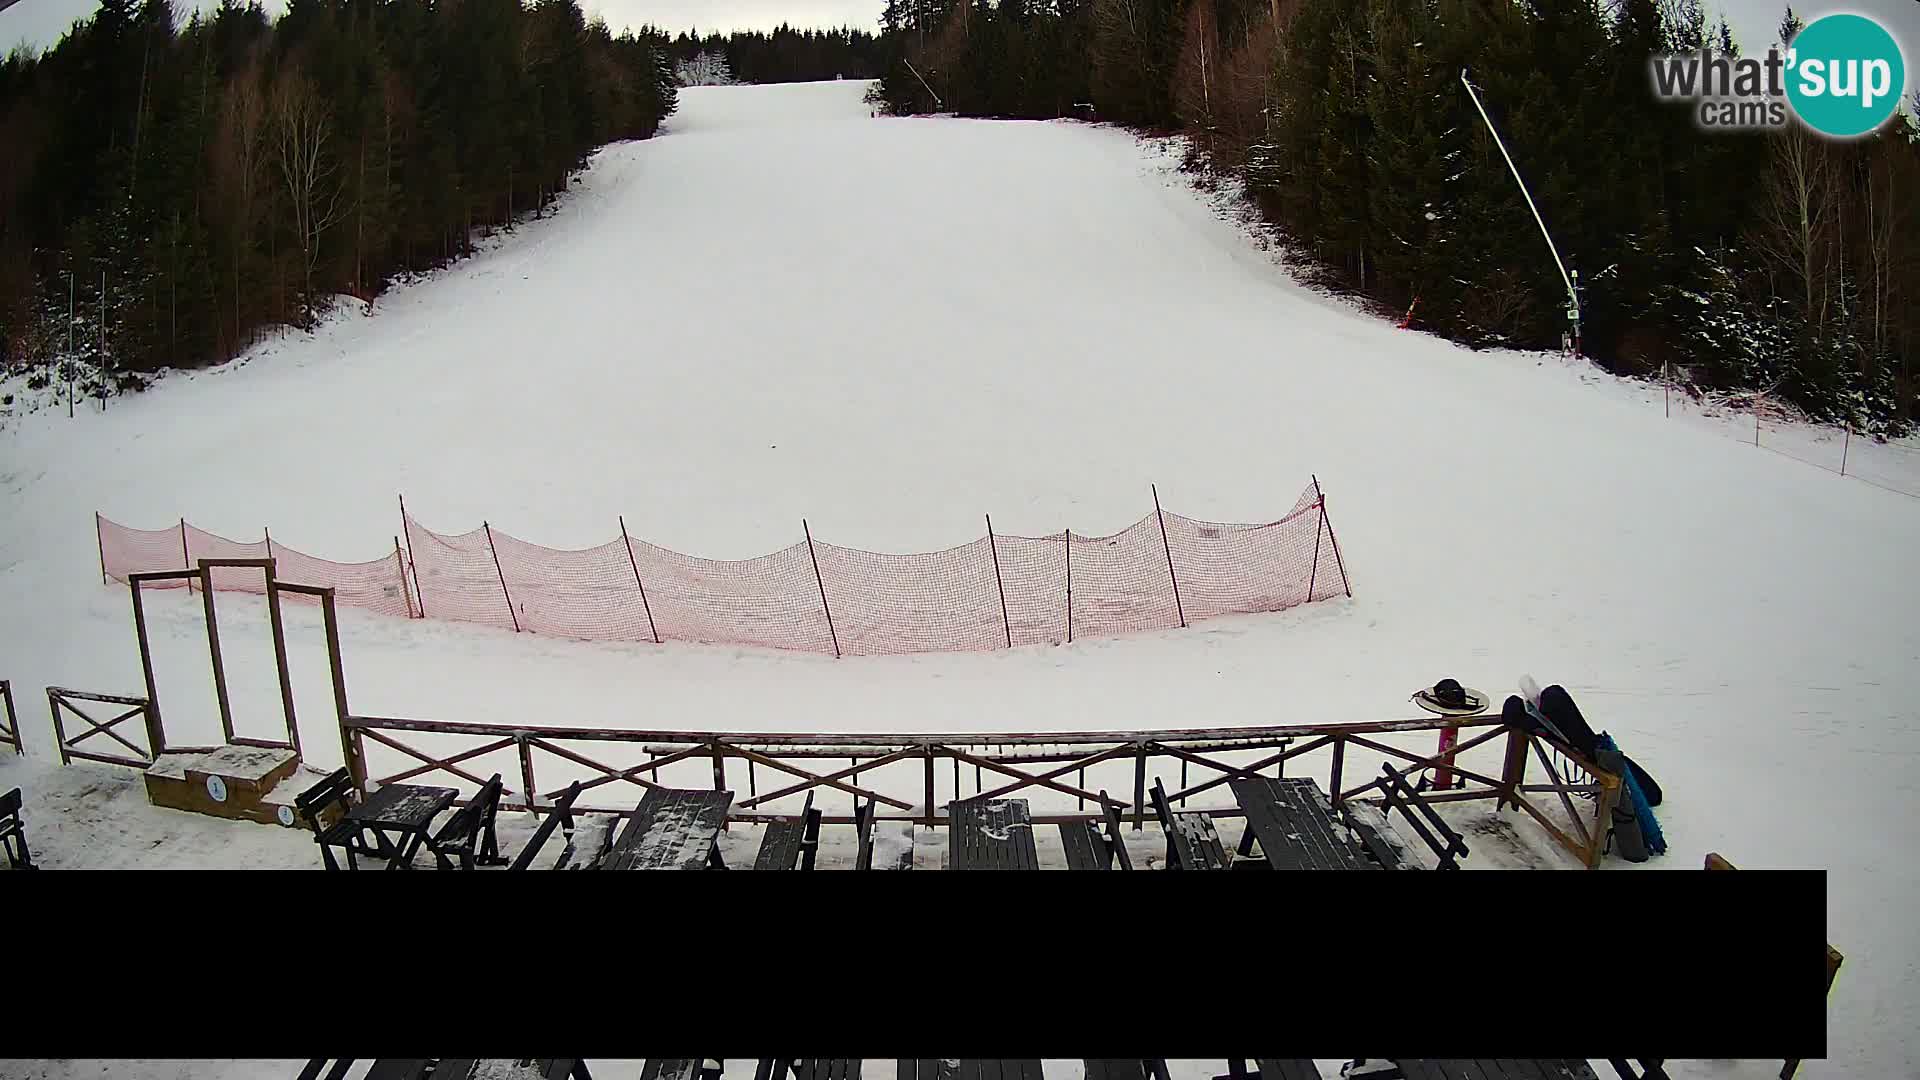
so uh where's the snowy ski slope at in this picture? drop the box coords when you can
[1,82,1917,1074]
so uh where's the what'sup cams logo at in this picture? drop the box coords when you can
[1650,12,1907,137]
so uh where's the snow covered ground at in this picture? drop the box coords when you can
[2,81,1917,1075]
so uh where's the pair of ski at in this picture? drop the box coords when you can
[1503,677,1666,861]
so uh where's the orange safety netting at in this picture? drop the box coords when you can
[95,480,1349,655]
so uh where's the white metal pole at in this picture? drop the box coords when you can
[903,59,942,110]
[1460,69,1580,329]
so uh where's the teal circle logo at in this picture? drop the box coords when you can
[1786,13,1906,137]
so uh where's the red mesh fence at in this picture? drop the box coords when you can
[101,520,413,619]
[95,479,1350,656]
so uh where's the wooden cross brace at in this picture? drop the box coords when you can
[59,699,150,761]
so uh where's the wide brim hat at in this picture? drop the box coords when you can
[1412,679,1490,716]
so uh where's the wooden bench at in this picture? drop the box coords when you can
[361,1061,431,1080]
[758,1061,860,1080]
[753,791,823,870]
[430,773,508,870]
[1371,764,1470,869]
[854,798,914,870]
[294,1063,357,1080]
[1059,791,1133,870]
[1212,1061,1321,1080]
[294,768,376,871]
[1150,777,1232,870]
[1704,852,1842,1080]
[509,781,590,870]
[642,1061,715,1080]
[1,787,33,870]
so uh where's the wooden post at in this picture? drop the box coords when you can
[1151,485,1186,628]
[398,494,426,617]
[180,518,194,593]
[1064,527,1073,644]
[130,580,164,752]
[802,520,840,658]
[1306,502,1324,602]
[519,734,537,811]
[1330,736,1346,808]
[95,512,108,585]
[320,590,365,794]
[264,568,301,757]
[619,515,661,644]
[1313,475,1352,598]
[924,746,937,825]
[986,515,1012,648]
[1841,427,1851,476]
[1132,743,1146,831]
[391,536,413,618]
[200,562,236,745]
[483,521,521,632]
[1498,725,1530,812]
[48,691,70,766]
[1664,359,1670,418]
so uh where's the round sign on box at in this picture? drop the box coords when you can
[205,775,228,803]
[277,805,296,828]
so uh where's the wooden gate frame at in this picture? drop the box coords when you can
[129,557,302,758]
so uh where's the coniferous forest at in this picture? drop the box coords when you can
[875,0,1920,433]
[0,0,679,395]
[667,26,883,85]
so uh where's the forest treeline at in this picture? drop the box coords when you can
[874,0,1920,433]
[668,26,882,85]
[0,0,680,394]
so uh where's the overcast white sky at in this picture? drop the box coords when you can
[3,0,1917,82]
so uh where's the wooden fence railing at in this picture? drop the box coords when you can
[1,680,20,755]
[46,686,183,769]
[339,711,1621,867]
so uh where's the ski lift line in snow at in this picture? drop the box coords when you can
[96,479,1352,658]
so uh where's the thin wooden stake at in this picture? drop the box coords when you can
[986,514,1012,648]
[398,494,426,618]
[1152,484,1185,628]
[392,535,413,618]
[95,511,108,585]
[620,515,661,644]
[1841,427,1851,476]
[1313,475,1352,598]
[180,518,194,593]
[483,521,521,632]
[803,520,840,658]
[1064,527,1073,645]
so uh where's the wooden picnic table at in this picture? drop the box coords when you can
[1230,777,1377,870]
[602,787,733,870]
[431,1062,592,1080]
[1392,1062,1599,1080]
[948,797,1039,870]
[344,784,459,870]
[899,1063,1041,1080]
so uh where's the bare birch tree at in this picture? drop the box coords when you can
[1753,126,1834,329]
[272,68,348,327]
